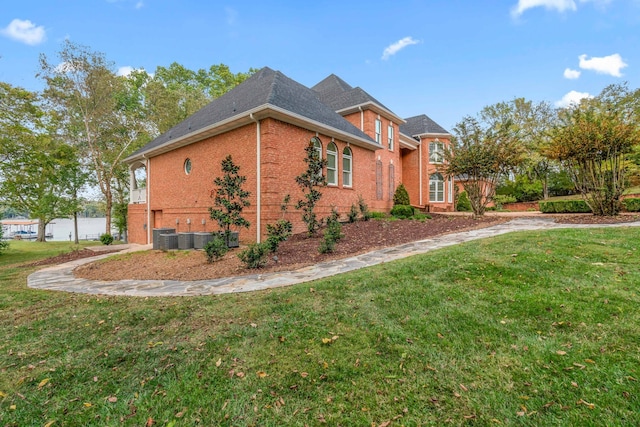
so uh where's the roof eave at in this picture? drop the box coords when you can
[124,104,383,163]
[414,132,452,139]
[336,102,406,124]
[399,132,419,150]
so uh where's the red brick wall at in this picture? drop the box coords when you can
[128,203,148,244]
[342,110,401,212]
[401,147,421,206]
[420,136,454,212]
[128,118,387,244]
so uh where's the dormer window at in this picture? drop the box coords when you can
[388,124,394,151]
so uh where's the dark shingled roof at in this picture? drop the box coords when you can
[400,114,450,137]
[127,67,376,159]
[312,75,395,114]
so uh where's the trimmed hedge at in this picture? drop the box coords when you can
[539,200,592,213]
[623,198,640,212]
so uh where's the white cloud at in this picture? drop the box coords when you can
[135,1,144,9]
[578,53,627,77]
[555,90,592,108]
[117,66,135,76]
[563,68,581,79]
[1,18,46,45]
[381,37,420,60]
[511,0,577,17]
[511,0,611,17]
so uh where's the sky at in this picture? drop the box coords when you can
[1,0,638,132]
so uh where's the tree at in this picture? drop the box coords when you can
[392,183,410,206]
[0,226,8,255]
[443,113,524,217]
[0,82,85,241]
[209,155,251,245]
[39,40,147,235]
[295,137,327,236]
[545,84,640,216]
[482,98,557,199]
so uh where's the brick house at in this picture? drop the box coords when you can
[124,67,453,245]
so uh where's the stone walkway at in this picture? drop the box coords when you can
[27,217,640,297]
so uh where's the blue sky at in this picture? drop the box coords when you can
[1,0,638,131]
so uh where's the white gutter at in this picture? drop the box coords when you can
[336,102,406,124]
[144,154,151,244]
[250,113,261,243]
[358,106,364,131]
[418,143,423,206]
[125,103,383,163]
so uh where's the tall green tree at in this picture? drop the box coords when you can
[443,113,524,217]
[295,137,327,235]
[209,155,251,246]
[39,40,147,235]
[545,84,640,216]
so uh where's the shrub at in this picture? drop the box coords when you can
[456,191,472,212]
[204,234,228,263]
[238,242,269,268]
[390,204,414,219]
[392,183,410,206]
[493,194,517,210]
[539,200,592,213]
[100,233,114,245]
[623,198,640,212]
[319,209,343,254]
[370,211,387,219]
[265,219,293,253]
[295,138,327,236]
[348,203,359,223]
[358,195,371,221]
[412,212,432,222]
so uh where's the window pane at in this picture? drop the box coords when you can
[327,169,336,185]
[327,153,336,168]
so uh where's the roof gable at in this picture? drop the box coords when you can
[400,114,450,137]
[126,67,378,160]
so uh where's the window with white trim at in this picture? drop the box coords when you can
[388,124,394,151]
[429,141,445,164]
[375,119,382,144]
[326,142,337,186]
[342,147,352,188]
[429,173,445,202]
[448,176,453,203]
[311,137,323,178]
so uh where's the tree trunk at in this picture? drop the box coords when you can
[73,211,79,244]
[36,220,47,242]
[104,185,112,236]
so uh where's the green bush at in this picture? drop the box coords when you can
[390,204,414,219]
[0,227,8,255]
[100,233,114,245]
[358,195,371,221]
[456,191,472,212]
[412,212,432,222]
[319,209,344,254]
[392,183,410,206]
[539,200,592,213]
[238,242,269,268]
[348,203,359,223]
[204,235,228,263]
[370,211,387,219]
[265,219,293,253]
[493,194,517,210]
[623,198,640,212]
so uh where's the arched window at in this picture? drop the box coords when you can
[342,147,353,188]
[429,173,444,202]
[326,142,337,186]
[311,137,322,159]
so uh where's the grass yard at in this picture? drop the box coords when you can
[0,229,639,426]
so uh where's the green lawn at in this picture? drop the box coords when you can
[1,230,639,426]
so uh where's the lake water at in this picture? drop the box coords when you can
[48,217,108,241]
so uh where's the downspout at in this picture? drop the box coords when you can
[144,154,151,244]
[418,141,423,206]
[250,113,261,243]
[358,106,364,131]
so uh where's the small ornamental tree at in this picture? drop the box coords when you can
[443,114,524,218]
[295,137,327,236]
[209,155,251,245]
[0,227,9,255]
[544,85,640,216]
[392,183,411,206]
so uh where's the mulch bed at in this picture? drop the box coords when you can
[24,248,123,267]
[30,213,640,282]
